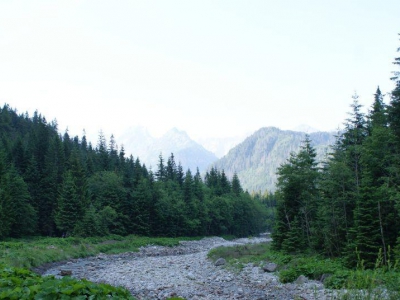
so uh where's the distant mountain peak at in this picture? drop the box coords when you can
[117,127,217,172]
[292,124,320,133]
[160,128,195,149]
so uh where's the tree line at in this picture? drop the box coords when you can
[0,107,267,239]
[272,40,400,267]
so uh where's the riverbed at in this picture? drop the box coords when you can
[42,237,335,299]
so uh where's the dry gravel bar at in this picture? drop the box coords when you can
[43,237,337,299]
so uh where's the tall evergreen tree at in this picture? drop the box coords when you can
[156,153,166,182]
[272,136,320,252]
[231,172,243,196]
[55,171,81,236]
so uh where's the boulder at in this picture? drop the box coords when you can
[187,272,196,280]
[295,275,308,284]
[214,258,226,266]
[60,269,72,276]
[262,262,278,272]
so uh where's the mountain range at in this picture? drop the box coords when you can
[118,126,336,192]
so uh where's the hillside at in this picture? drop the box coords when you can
[212,127,336,193]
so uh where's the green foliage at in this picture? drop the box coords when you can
[272,136,320,253]
[0,265,135,299]
[0,105,267,241]
[208,243,291,268]
[208,242,400,297]
[323,270,351,289]
[271,42,400,270]
[55,171,82,236]
[0,166,37,238]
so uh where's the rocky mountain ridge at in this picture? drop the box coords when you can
[212,127,336,193]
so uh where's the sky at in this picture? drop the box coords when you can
[1,1,400,146]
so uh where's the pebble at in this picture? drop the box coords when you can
[42,237,336,299]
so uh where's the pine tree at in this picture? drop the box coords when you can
[166,153,177,181]
[38,135,62,235]
[55,171,81,236]
[176,163,184,187]
[388,37,400,141]
[272,136,319,252]
[231,172,243,196]
[96,130,109,171]
[319,139,355,256]
[220,170,231,195]
[108,134,119,171]
[156,153,166,182]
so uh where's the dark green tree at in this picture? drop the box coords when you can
[272,136,320,252]
[231,172,243,196]
[55,171,81,236]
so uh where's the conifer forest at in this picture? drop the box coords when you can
[0,106,266,240]
[272,41,400,267]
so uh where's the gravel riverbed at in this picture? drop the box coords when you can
[42,237,337,299]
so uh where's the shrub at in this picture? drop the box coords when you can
[0,265,135,299]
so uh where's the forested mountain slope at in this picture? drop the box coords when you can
[212,127,335,193]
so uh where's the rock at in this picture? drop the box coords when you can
[187,272,196,280]
[215,258,226,266]
[96,253,107,260]
[60,269,72,276]
[295,275,308,284]
[262,262,278,272]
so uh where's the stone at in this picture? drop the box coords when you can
[96,253,107,260]
[215,258,226,266]
[262,262,278,272]
[295,275,308,284]
[60,269,72,276]
[41,237,333,299]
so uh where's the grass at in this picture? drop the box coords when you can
[0,234,201,269]
[0,234,206,299]
[207,243,400,299]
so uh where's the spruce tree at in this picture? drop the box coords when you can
[156,153,166,182]
[55,171,81,236]
[231,172,243,196]
[272,136,319,252]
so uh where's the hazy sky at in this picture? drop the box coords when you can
[1,1,400,145]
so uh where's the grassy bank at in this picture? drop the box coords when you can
[208,243,400,299]
[0,235,200,299]
[0,234,201,269]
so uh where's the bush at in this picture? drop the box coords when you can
[324,270,351,289]
[279,268,298,283]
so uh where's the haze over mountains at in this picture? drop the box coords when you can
[118,127,218,173]
[118,126,336,192]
